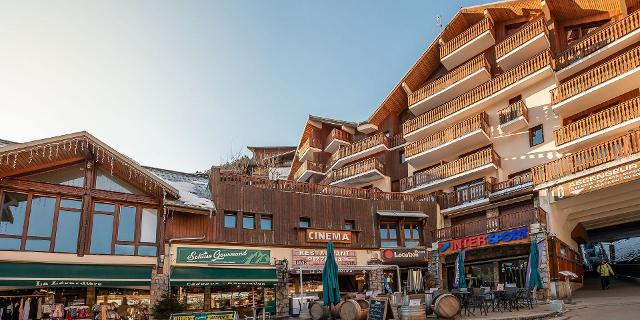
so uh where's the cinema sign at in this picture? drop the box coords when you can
[552,159,640,200]
[306,229,352,244]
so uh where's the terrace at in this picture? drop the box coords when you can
[440,17,495,70]
[325,157,386,187]
[327,132,390,171]
[495,16,549,71]
[293,160,324,182]
[298,136,322,162]
[324,128,351,153]
[498,100,529,134]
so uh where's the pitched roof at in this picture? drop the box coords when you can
[0,139,17,149]
[145,167,215,212]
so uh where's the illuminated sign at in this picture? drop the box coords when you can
[381,248,428,262]
[438,227,528,254]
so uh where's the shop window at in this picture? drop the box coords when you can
[95,168,142,194]
[27,163,85,187]
[260,215,272,230]
[402,222,421,247]
[379,222,398,247]
[299,217,311,228]
[529,125,544,147]
[243,214,255,229]
[344,220,355,230]
[224,211,237,228]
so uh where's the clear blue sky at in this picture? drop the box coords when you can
[0,0,486,172]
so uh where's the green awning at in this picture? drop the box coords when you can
[171,267,276,287]
[0,263,152,287]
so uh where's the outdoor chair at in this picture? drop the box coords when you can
[517,288,536,309]
[470,288,488,316]
[501,287,519,312]
[480,286,496,311]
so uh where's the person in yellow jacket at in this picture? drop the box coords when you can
[597,260,615,290]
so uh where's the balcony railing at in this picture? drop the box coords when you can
[441,17,494,58]
[438,178,495,210]
[532,128,640,185]
[405,113,489,158]
[434,208,547,242]
[408,54,490,106]
[400,147,501,191]
[293,160,325,181]
[328,132,389,167]
[554,97,640,146]
[328,128,350,144]
[498,100,529,125]
[556,9,640,70]
[403,50,552,136]
[551,46,640,104]
[299,136,322,158]
[389,133,406,149]
[492,172,533,193]
[496,17,546,60]
[325,157,385,184]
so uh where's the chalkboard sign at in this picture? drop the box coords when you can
[367,297,393,320]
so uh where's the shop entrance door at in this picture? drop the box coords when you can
[499,259,528,288]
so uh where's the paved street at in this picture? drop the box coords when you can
[562,277,640,320]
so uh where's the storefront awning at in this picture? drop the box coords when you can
[0,263,152,287]
[377,210,428,218]
[171,267,277,287]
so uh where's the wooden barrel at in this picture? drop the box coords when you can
[398,305,426,320]
[432,293,460,319]
[310,302,331,320]
[331,301,345,318]
[339,299,369,320]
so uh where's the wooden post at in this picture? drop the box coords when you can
[78,158,95,256]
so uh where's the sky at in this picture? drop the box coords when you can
[0,0,487,173]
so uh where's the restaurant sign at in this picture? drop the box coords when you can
[438,227,529,254]
[305,229,353,244]
[292,248,357,266]
[170,311,236,320]
[176,247,270,265]
[381,248,428,263]
[552,159,640,200]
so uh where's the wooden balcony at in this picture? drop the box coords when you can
[400,147,500,193]
[440,17,495,70]
[554,97,640,151]
[298,136,322,162]
[405,113,490,169]
[438,178,494,211]
[327,132,390,171]
[495,17,549,70]
[325,128,351,153]
[293,160,324,182]
[408,54,491,116]
[490,172,533,201]
[498,100,529,134]
[556,9,640,79]
[403,50,553,142]
[433,208,547,242]
[325,157,385,186]
[532,129,640,185]
[551,45,640,118]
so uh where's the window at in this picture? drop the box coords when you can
[140,208,158,243]
[379,222,398,247]
[224,212,237,228]
[344,220,355,230]
[89,202,158,256]
[243,214,255,229]
[529,125,544,147]
[299,217,311,228]
[399,151,406,164]
[54,200,81,253]
[95,168,141,194]
[27,163,85,187]
[260,215,272,230]
[90,202,115,254]
[403,222,421,247]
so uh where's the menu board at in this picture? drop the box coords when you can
[367,297,393,320]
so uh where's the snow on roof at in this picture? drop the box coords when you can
[145,167,215,211]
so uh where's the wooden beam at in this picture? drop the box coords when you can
[620,0,628,16]
[401,82,413,96]
[0,156,86,179]
[541,0,551,22]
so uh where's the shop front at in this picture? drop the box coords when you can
[379,248,430,292]
[0,262,153,320]
[289,247,366,296]
[169,246,277,317]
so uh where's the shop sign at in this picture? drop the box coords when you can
[305,229,352,244]
[176,247,270,265]
[170,311,237,320]
[438,227,529,254]
[551,159,640,200]
[380,248,428,263]
[292,248,357,266]
[182,281,274,287]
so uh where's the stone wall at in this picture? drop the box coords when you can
[274,259,290,317]
[150,268,169,307]
[427,249,441,289]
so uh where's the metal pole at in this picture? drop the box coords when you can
[396,265,401,292]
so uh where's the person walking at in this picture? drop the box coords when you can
[597,260,615,290]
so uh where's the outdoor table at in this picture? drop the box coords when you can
[490,290,505,312]
[451,291,473,316]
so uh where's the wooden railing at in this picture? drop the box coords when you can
[219,173,435,202]
[405,113,489,158]
[441,17,494,58]
[532,128,640,184]
[293,160,325,181]
[492,172,533,193]
[400,147,501,191]
[328,132,389,167]
[551,46,640,104]
[438,178,495,210]
[556,9,640,70]
[325,157,385,184]
[403,50,552,136]
[498,100,529,125]
[389,133,406,149]
[496,17,546,59]
[408,54,490,106]
[433,208,546,242]
[555,97,640,145]
[299,136,322,158]
[328,128,350,144]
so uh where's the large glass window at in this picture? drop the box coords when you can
[117,206,137,242]
[27,196,56,237]
[95,168,142,194]
[90,202,115,254]
[27,163,85,187]
[0,192,28,236]
[90,202,158,256]
[54,209,81,253]
[140,208,157,243]
[380,222,398,247]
